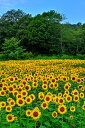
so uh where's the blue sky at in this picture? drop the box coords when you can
[0,0,85,24]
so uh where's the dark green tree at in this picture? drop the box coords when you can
[2,37,25,60]
[27,10,63,54]
[0,9,26,51]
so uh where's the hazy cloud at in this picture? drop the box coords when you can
[0,0,27,10]
[0,0,14,9]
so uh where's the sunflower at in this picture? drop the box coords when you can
[18,87,22,92]
[82,104,85,110]
[25,96,32,104]
[44,95,52,103]
[13,91,18,97]
[41,102,48,109]
[80,92,84,98]
[2,86,7,91]
[49,83,54,89]
[7,98,13,103]
[6,114,15,122]
[52,111,58,118]
[0,101,6,108]
[58,93,62,97]
[16,98,25,106]
[54,83,59,88]
[62,76,67,82]
[81,87,84,91]
[52,94,56,102]
[77,78,81,83]
[0,90,6,96]
[21,80,27,86]
[8,86,14,93]
[73,89,79,95]
[63,93,68,98]
[18,83,24,88]
[70,115,74,119]
[25,85,31,91]
[32,82,38,88]
[9,100,16,107]
[38,92,44,100]
[42,84,48,90]
[78,85,83,90]
[64,84,70,90]
[65,90,69,95]
[21,90,28,97]
[26,109,32,117]
[43,80,48,84]
[70,106,75,112]
[51,78,56,83]
[58,97,64,104]
[6,105,12,112]
[0,83,3,89]
[73,95,79,102]
[71,76,76,82]
[54,96,59,104]
[8,76,15,83]
[66,95,72,102]
[16,94,23,99]
[1,78,6,83]
[29,94,36,101]
[58,104,67,114]
[47,92,52,96]
[12,83,17,89]
[31,108,41,120]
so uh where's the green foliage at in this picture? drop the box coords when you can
[76,54,85,60]
[39,126,47,128]
[21,51,34,59]
[2,37,25,60]
[0,9,85,60]
[61,54,75,59]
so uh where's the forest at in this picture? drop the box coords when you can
[0,9,85,60]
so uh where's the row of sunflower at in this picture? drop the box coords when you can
[0,59,85,127]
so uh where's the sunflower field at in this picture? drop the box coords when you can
[0,59,85,128]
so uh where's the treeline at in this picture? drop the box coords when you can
[0,9,85,60]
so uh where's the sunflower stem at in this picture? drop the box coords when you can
[10,122,11,128]
[35,120,37,128]
[0,109,2,128]
[20,106,21,127]
[62,115,63,128]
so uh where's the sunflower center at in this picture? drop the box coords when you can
[67,97,70,100]
[43,103,46,107]
[60,99,63,103]
[8,116,12,120]
[60,107,65,112]
[27,98,30,102]
[9,87,13,91]
[1,92,4,95]
[53,112,56,117]
[19,100,23,104]
[33,111,38,117]
[46,97,50,101]
[7,107,10,110]
[23,92,26,95]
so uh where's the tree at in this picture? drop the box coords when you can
[16,14,33,49]
[1,9,26,24]
[2,38,25,60]
[27,10,63,54]
[0,9,27,51]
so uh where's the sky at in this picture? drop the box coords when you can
[0,0,85,24]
